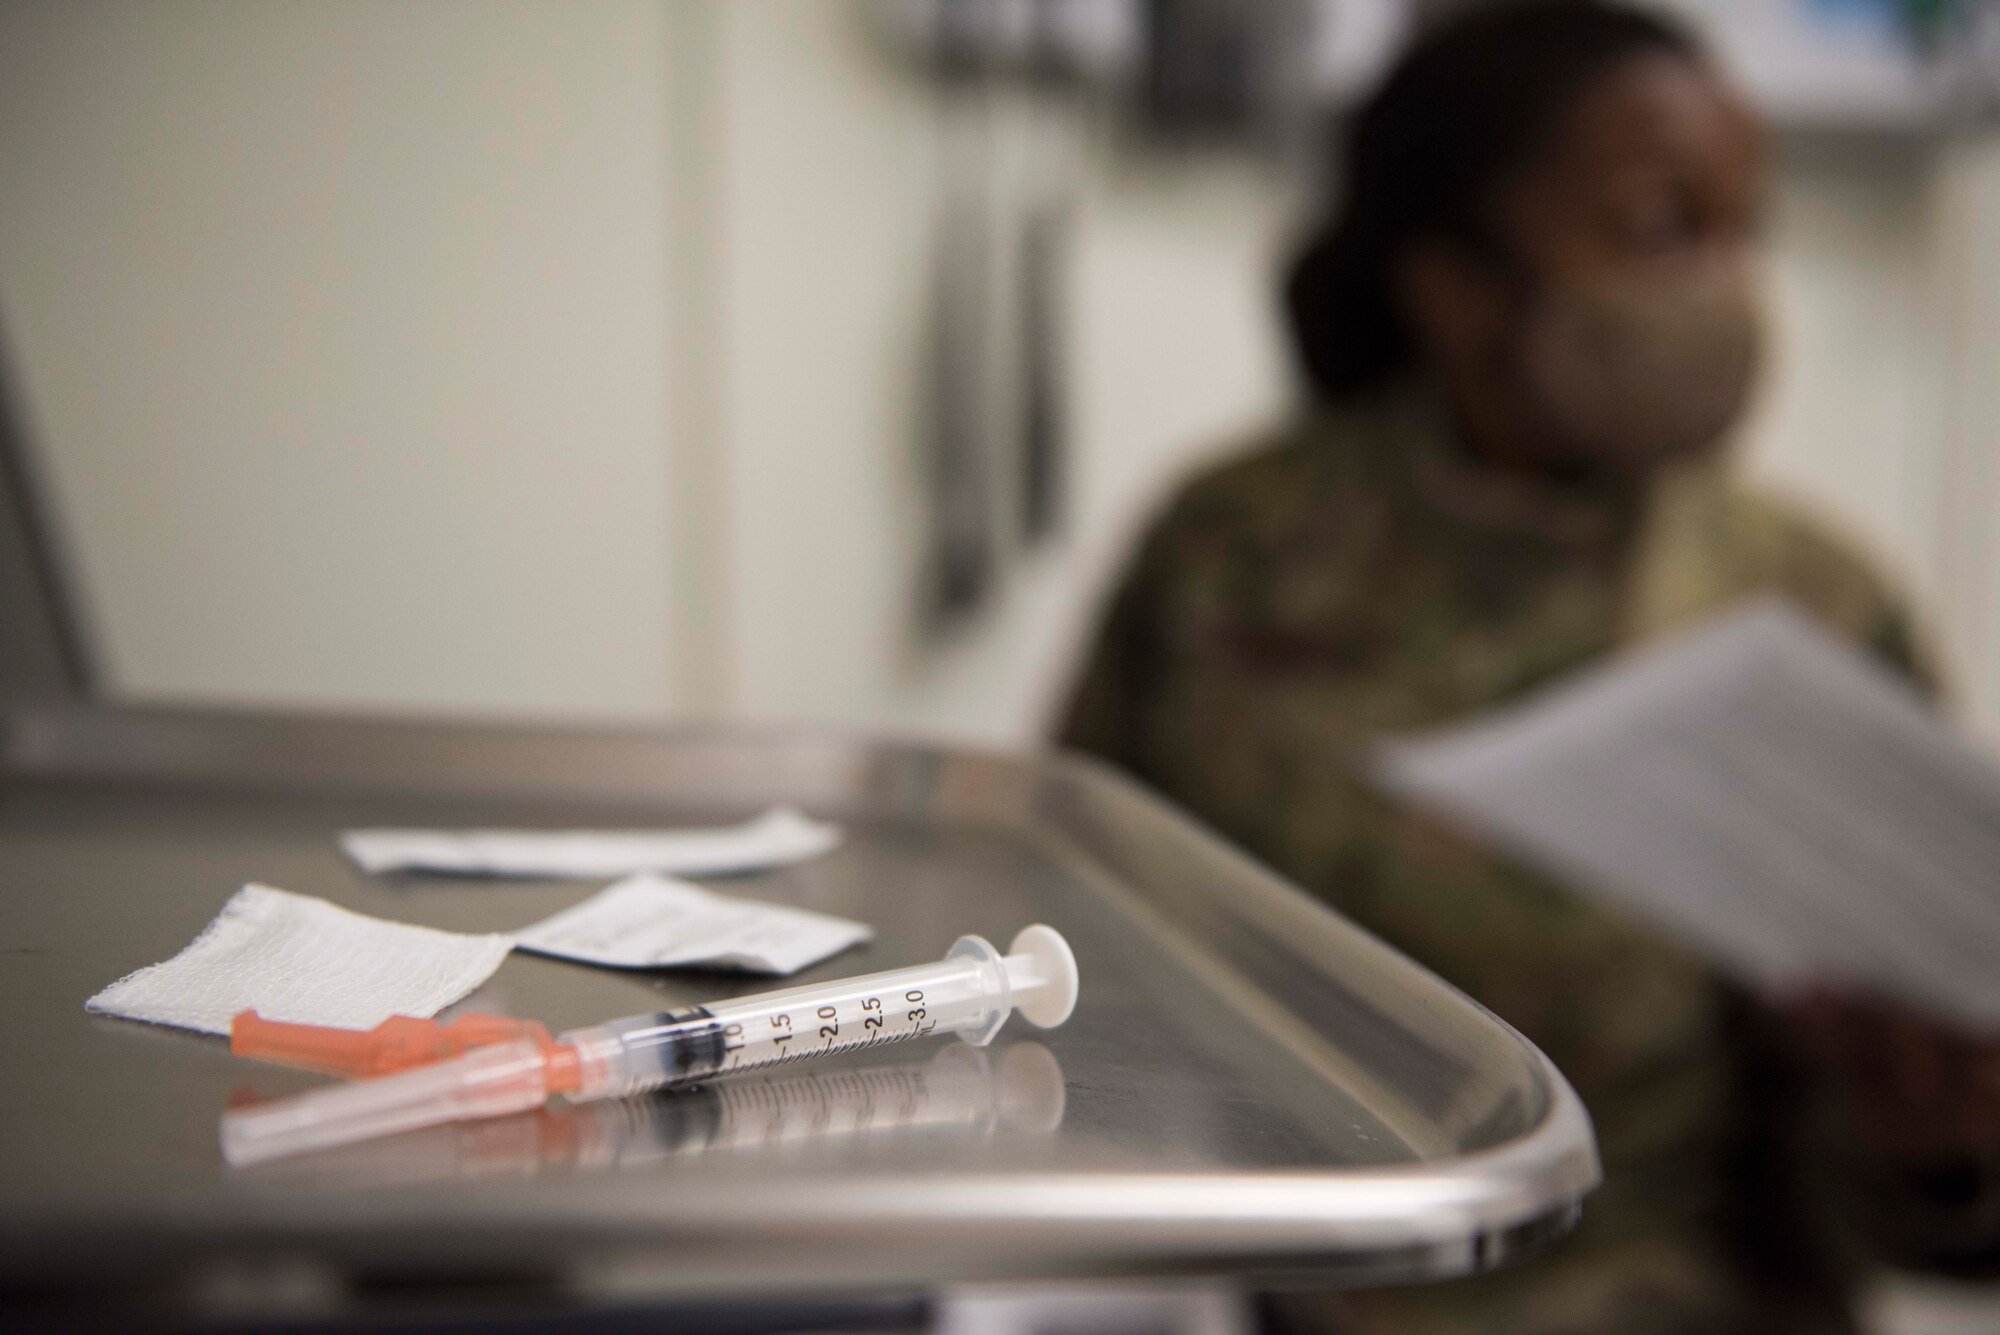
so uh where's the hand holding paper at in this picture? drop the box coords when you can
[1376,600,2000,1030]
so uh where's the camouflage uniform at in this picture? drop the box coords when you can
[1059,382,1986,1333]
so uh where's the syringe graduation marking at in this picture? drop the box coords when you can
[716,987,936,1076]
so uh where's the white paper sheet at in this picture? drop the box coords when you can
[1376,599,2000,1029]
[86,884,515,1035]
[341,806,841,879]
[513,874,873,974]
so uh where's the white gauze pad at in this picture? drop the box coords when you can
[87,884,515,1035]
[340,806,841,880]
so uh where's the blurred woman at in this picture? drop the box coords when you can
[1063,3,1998,1330]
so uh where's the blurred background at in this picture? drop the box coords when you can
[4,0,2000,748]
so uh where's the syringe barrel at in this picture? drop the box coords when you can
[560,934,1014,1102]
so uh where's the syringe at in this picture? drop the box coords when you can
[221,925,1078,1166]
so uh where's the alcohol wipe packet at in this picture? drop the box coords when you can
[513,874,872,975]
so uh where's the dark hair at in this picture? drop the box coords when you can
[1284,0,1699,400]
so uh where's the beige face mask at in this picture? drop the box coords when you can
[1515,259,1765,471]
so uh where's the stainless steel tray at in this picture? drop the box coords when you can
[0,704,1598,1316]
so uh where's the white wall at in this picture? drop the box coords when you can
[1929,136,2000,738]
[0,0,681,720]
[924,149,1292,742]
[0,0,1298,742]
[1745,136,2000,736]
[708,1,942,730]
[677,1,1293,744]
[1746,142,1952,631]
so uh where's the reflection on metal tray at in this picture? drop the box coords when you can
[245,1041,1070,1192]
[0,704,1598,1318]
